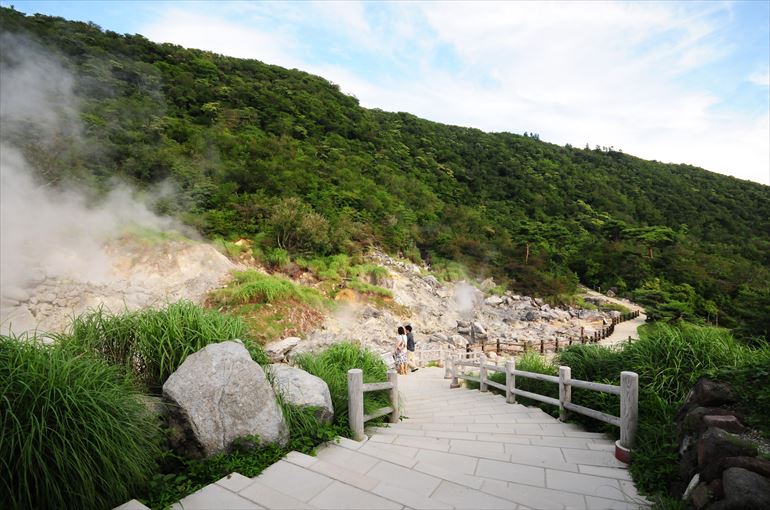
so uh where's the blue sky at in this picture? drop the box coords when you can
[4,1,769,184]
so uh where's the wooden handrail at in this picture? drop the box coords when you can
[449,353,638,461]
[347,369,399,441]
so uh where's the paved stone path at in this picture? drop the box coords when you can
[600,313,647,347]
[123,368,650,509]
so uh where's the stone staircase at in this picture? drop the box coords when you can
[120,367,649,510]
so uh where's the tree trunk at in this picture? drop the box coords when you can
[525,242,530,264]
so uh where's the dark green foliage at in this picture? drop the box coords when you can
[55,301,266,392]
[2,6,769,341]
[0,335,162,510]
[557,324,769,498]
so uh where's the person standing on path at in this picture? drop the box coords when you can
[405,324,418,372]
[394,326,408,375]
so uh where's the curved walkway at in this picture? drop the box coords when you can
[600,313,647,347]
[145,368,650,510]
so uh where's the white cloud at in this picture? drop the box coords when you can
[138,1,769,185]
[749,69,770,86]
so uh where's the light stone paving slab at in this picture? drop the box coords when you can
[306,456,380,491]
[255,460,334,502]
[283,450,318,468]
[369,433,397,444]
[173,483,261,509]
[113,500,151,510]
[413,460,485,490]
[238,480,317,509]
[372,482,454,510]
[545,470,623,500]
[431,480,519,509]
[217,472,258,493]
[316,443,381,474]
[449,444,511,462]
[367,461,443,496]
[562,449,626,468]
[424,429,478,440]
[308,481,403,509]
[414,448,479,475]
[393,435,451,452]
[475,458,546,487]
[480,479,588,510]
[577,465,632,481]
[358,443,420,468]
[474,432,533,445]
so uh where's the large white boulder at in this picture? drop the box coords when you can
[163,341,288,457]
[269,364,335,424]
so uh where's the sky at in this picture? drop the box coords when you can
[4,0,770,185]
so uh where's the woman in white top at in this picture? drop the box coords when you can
[394,326,408,375]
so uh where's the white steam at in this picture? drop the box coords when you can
[0,34,185,299]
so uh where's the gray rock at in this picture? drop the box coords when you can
[472,322,487,336]
[430,332,449,343]
[524,311,539,322]
[163,341,288,456]
[480,278,496,291]
[269,364,334,424]
[720,467,770,509]
[485,296,504,306]
[424,275,440,287]
[265,337,301,363]
[2,286,29,302]
[698,427,758,481]
[450,334,468,348]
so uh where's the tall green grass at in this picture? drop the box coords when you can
[56,301,265,392]
[1,335,161,510]
[557,323,769,498]
[295,342,390,429]
[466,352,559,407]
[209,270,326,308]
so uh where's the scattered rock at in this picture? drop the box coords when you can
[691,483,712,508]
[480,278,496,291]
[484,296,504,306]
[719,467,770,509]
[265,337,301,363]
[269,364,334,424]
[163,341,289,457]
[698,427,758,481]
[703,415,746,434]
[423,275,440,287]
[471,322,486,336]
[679,379,737,418]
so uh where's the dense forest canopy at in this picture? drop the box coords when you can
[1,7,769,342]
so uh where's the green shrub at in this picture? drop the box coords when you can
[0,335,161,510]
[56,301,265,392]
[348,280,393,298]
[349,263,389,285]
[295,342,390,430]
[466,352,558,409]
[556,323,766,498]
[209,270,325,308]
[264,247,290,269]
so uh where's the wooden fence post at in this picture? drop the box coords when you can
[540,339,544,354]
[450,356,461,388]
[619,371,639,452]
[505,359,516,404]
[388,369,399,423]
[347,369,365,441]
[479,353,488,392]
[558,366,571,422]
[444,351,453,379]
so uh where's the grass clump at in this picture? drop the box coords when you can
[295,342,390,428]
[0,335,161,510]
[209,270,325,307]
[429,258,469,282]
[56,301,264,392]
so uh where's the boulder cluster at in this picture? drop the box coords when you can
[676,378,770,509]
[161,341,333,459]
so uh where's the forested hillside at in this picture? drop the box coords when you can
[2,7,769,342]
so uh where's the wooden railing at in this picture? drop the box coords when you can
[447,353,638,462]
[347,369,399,441]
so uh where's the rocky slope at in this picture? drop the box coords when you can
[0,236,236,336]
[286,252,641,361]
